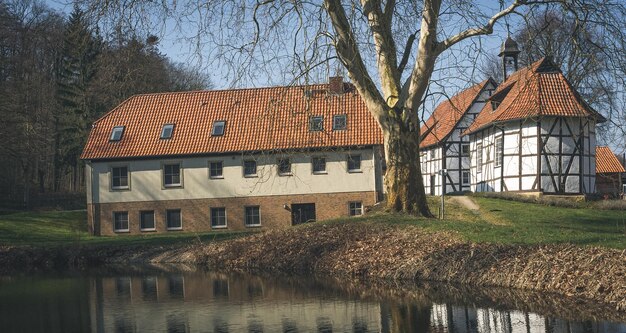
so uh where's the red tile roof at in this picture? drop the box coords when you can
[81,83,383,160]
[596,146,625,174]
[419,79,493,148]
[464,58,605,135]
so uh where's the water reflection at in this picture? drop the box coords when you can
[0,269,623,333]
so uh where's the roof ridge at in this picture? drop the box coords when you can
[118,82,339,99]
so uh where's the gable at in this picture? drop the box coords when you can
[420,79,495,148]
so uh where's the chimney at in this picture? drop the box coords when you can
[328,76,344,95]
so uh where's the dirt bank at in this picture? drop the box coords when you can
[0,221,624,315]
[195,222,626,313]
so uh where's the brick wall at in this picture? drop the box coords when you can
[91,191,377,236]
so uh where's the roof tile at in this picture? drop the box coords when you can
[464,58,604,136]
[81,84,383,160]
[596,146,625,174]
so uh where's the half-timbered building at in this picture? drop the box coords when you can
[463,53,605,194]
[419,79,497,195]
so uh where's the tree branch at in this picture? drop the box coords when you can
[323,0,387,121]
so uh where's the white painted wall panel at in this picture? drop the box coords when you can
[92,149,377,204]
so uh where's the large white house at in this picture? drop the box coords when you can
[81,78,384,235]
[463,52,605,194]
[419,79,497,195]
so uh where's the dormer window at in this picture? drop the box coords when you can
[491,101,500,110]
[333,114,347,130]
[161,124,175,139]
[212,120,226,136]
[309,116,323,131]
[110,126,125,141]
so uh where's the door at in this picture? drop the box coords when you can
[430,175,436,195]
[291,203,316,225]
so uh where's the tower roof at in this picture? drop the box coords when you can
[499,36,521,57]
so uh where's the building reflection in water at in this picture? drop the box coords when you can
[86,271,625,333]
[3,270,622,332]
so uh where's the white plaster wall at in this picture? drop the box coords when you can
[90,148,378,204]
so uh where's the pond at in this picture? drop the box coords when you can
[0,266,624,333]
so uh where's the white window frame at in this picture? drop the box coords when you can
[461,143,470,156]
[476,143,483,173]
[244,206,261,227]
[277,158,291,176]
[243,159,257,177]
[110,126,125,141]
[495,136,503,168]
[347,154,362,172]
[212,120,226,136]
[311,156,327,174]
[211,207,227,229]
[162,162,183,188]
[160,124,175,139]
[113,211,129,233]
[110,165,130,190]
[209,161,224,179]
[462,171,470,185]
[349,202,363,216]
[332,114,347,130]
[140,210,156,231]
[309,116,324,131]
[166,209,182,230]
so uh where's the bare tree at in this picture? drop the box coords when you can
[77,0,626,216]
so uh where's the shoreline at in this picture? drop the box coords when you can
[1,221,624,318]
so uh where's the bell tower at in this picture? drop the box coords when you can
[499,36,520,80]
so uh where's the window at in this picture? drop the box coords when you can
[309,116,324,131]
[166,209,182,230]
[245,206,261,227]
[110,126,125,141]
[495,136,503,167]
[430,150,436,159]
[140,211,155,231]
[462,171,470,185]
[161,124,175,139]
[163,163,182,187]
[476,143,483,173]
[333,114,347,130]
[244,160,257,177]
[111,166,129,190]
[211,207,227,228]
[209,161,223,178]
[312,157,326,173]
[212,120,226,136]
[347,154,361,172]
[277,158,291,175]
[349,202,363,216]
[113,212,129,232]
[461,144,470,156]
[491,101,500,110]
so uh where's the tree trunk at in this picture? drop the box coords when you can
[384,118,433,217]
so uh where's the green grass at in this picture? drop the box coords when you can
[0,210,249,247]
[372,196,626,249]
[1,196,624,249]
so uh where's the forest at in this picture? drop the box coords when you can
[0,1,210,208]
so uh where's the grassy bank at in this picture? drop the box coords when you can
[0,196,624,249]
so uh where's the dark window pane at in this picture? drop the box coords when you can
[332,114,346,130]
[347,155,361,171]
[211,207,227,227]
[210,162,223,178]
[245,206,260,226]
[114,212,129,231]
[167,210,182,229]
[278,158,291,175]
[244,160,257,176]
[140,211,155,230]
[312,157,326,173]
